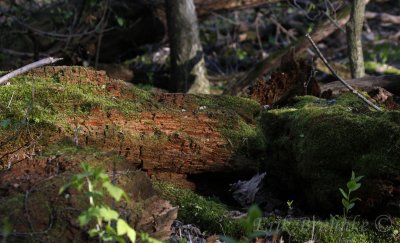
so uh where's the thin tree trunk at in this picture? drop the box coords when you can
[165,0,210,94]
[346,0,367,78]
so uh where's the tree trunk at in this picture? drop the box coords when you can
[346,0,367,78]
[165,0,210,94]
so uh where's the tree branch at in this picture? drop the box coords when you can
[306,34,382,112]
[0,57,63,85]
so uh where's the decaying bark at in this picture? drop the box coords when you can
[249,50,321,106]
[0,66,262,182]
[224,4,351,95]
[166,0,210,94]
[346,0,367,78]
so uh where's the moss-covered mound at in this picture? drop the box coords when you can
[260,94,400,216]
[154,181,400,242]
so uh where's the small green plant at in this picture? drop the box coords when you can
[339,171,364,217]
[221,205,272,243]
[286,200,294,211]
[59,163,161,243]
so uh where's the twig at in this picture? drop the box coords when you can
[305,34,382,112]
[0,57,63,85]
[7,91,15,108]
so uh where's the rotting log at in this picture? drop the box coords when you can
[249,50,321,106]
[0,66,265,185]
[1,66,399,230]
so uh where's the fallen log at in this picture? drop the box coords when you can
[320,75,400,95]
[0,66,264,182]
[1,66,399,232]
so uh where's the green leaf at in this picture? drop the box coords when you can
[247,205,262,223]
[98,206,119,221]
[354,175,364,182]
[347,180,357,191]
[92,167,106,181]
[103,181,126,201]
[88,228,99,237]
[81,163,90,172]
[140,232,163,243]
[78,207,100,226]
[350,197,361,203]
[339,188,348,200]
[342,198,349,208]
[117,219,136,242]
[105,224,117,235]
[347,203,355,210]
[59,182,71,194]
[116,16,124,27]
[85,190,104,199]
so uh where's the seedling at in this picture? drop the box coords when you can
[339,171,363,217]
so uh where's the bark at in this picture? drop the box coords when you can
[346,0,367,78]
[165,0,210,94]
[250,51,321,106]
[224,4,352,95]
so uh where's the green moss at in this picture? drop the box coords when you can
[0,193,24,212]
[194,95,266,158]
[153,181,244,236]
[260,94,400,213]
[260,216,374,243]
[219,118,266,156]
[195,95,260,119]
[365,61,400,75]
[0,75,147,129]
[152,181,396,242]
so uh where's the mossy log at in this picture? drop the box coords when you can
[1,65,400,239]
[0,66,265,185]
[260,95,400,217]
[0,66,263,240]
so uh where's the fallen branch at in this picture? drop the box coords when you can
[321,75,400,96]
[365,11,400,25]
[0,57,63,85]
[306,34,382,112]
